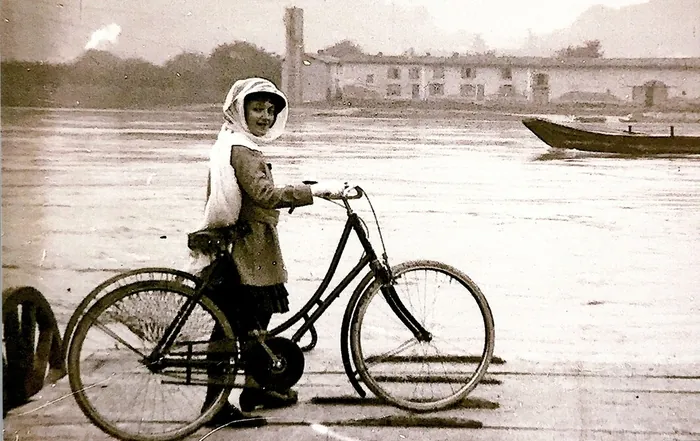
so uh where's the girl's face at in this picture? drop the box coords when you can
[244,99,276,137]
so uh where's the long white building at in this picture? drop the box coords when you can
[282,8,700,108]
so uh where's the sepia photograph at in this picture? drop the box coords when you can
[2,0,699,440]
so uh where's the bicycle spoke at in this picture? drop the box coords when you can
[90,319,148,359]
[364,338,420,367]
[351,260,494,412]
[68,279,236,441]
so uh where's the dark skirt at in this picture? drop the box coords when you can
[207,282,290,335]
[205,257,290,333]
[227,284,288,336]
[237,283,290,315]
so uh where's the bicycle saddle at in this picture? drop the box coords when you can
[187,224,250,255]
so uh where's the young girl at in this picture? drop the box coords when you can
[197,77,344,427]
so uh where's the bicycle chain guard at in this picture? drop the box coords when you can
[245,336,305,391]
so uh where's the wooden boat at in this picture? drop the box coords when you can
[522,117,700,155]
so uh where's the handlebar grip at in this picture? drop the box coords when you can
[344,186,364,200]
[305,182,364,201]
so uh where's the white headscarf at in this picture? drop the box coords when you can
[221,77,289,144]
[186,78,288,275]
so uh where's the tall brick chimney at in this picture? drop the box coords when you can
[282,7,304,105]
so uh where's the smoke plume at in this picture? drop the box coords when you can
[85,23,122,50]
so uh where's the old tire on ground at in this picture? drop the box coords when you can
[2,286,65,412]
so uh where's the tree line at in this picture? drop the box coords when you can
[1,41,281,108]
[1,39,603,109]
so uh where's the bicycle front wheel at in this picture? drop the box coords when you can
[67,280,236,441]
[350,260,495,412]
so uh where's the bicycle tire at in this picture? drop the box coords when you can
[3,286,65,408]
[62,268,200,366]
[349,259,495,412]
[67,279,235,441]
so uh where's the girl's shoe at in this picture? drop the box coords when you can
[239,387,298,412]
[202,402,267,428]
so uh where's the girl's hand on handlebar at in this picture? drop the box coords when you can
[309,180,357,199]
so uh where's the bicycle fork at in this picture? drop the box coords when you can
[371,260,432,343]
[352,209,430,342]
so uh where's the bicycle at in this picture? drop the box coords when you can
[66,186,495,441]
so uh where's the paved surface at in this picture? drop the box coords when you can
[4,360,699,441]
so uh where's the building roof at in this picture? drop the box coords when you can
[302,53,700,69]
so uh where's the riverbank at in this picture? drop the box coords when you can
[4,102,699,123]
[144,101,700,123]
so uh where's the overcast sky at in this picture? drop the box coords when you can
[1,0,665,63]
[392,0,648,46]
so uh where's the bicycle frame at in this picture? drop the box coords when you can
[145,194,431,378]
[271,197,431,344]
[66,188,496,439]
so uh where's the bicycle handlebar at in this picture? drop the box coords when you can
[289,182,363,214]
[317,185,363,201]
[342,185,364,200]
[294,182,385,262]
[302,181,364,201]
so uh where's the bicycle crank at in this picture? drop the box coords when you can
[245,336,305,391]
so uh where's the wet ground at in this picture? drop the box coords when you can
[3,107,699,367]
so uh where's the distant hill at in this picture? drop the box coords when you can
[518,0,700,57]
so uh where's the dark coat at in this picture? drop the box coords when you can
[227,145,313,286]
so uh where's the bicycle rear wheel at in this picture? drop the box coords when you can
[62,269,200,368]
[350,260,495,412]
[67,280,237,441]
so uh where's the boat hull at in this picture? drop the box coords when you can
[522,118,700,155]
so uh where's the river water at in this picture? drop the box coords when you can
[2,107,699,373]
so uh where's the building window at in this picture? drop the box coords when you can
[461,67,476,79]
[412,84,421,99]
[387,84,402,96]
[432,66,445,79]
[409,67,421,80]
[429,83,444,96]
[499,84,514,96]
[460,84,475,97]
[387,67,400,80]
[476,84,485,100]
[366,74,374,84]
[534,73,548,86]
[501,67,512,80]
